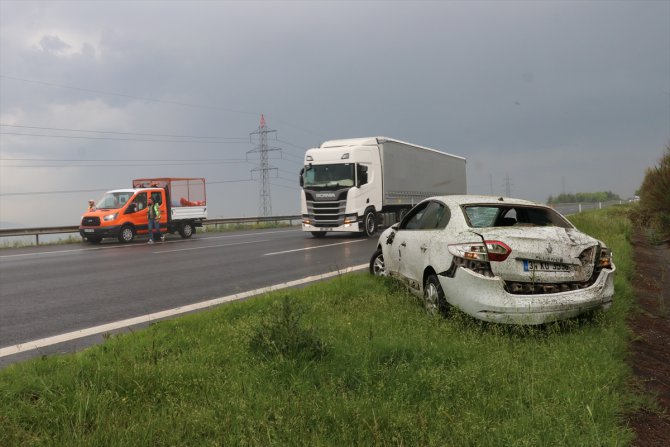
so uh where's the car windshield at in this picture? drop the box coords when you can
[463,205,572,229]
[303,163,355,188]
[96,192,132,210]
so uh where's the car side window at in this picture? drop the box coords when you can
[400,201,430,230]
[417,201,445,230]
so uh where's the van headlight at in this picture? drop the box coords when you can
[103,213,118,221]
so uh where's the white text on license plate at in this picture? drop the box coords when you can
[523,260,571,272]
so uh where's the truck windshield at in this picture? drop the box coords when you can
[303,164,355,188]
[96,192,132,210]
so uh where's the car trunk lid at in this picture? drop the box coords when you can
[476,227,598,282]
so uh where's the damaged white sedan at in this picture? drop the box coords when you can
[369,195,615,325]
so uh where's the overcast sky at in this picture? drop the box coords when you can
[1,0,669,228]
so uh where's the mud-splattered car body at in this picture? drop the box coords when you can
[369,195,616,324]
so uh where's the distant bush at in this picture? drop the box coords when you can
[635,144,670,242]
[547,191,621,204]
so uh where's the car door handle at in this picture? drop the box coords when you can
[400,242,407,247]
[420,244,428,252]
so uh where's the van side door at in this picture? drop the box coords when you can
[125,192,148,234]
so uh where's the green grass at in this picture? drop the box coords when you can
[0,207,643,446]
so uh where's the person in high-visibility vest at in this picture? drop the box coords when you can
[147,197,164,243]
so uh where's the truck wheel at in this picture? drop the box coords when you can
[424,274,448,316]
[369,248,387,276]
[364,210,377,237]
[86,236,102,244]
[311,231,327,238]
[118,225,134,243]
[179,222,194,238]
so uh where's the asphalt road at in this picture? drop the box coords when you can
[0,228,378,366]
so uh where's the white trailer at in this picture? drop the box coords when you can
[300,137,466,237]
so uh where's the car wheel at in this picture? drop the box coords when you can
[179,222,194,238]
[424,274,448,316]
[118,225,134,243]
[86,236,102,244]
[311,231,327,238]
[369,248,387,276]
[364,210,377,237]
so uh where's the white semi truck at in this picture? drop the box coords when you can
[300,137,467,237]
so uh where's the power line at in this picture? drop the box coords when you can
[0,123,248,140]
[0,131,250,145]
[0,178,256,196]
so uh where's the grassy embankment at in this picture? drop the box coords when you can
[0,206,644,446]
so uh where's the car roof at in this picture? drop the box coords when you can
[429,195,543,207]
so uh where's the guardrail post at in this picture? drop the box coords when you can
[599,202,602,209]
[36,234,39,245]
[578,203,582,213]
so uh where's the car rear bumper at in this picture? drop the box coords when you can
[439,265,616,325]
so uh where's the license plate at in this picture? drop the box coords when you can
[84,229,94,233]
[523,260,572,272]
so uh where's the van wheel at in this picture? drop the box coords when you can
[180,222,194,238]
[424,274,448,316]
[364,210,377,237]
[118,225,134,243]
[311,231,327,238]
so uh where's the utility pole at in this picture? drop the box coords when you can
[503,173,513,197]
[248,114,280,216]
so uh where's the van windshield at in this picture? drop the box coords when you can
[303,163,354,188]
[96,192,132,210]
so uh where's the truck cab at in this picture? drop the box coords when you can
[300,140,382,237]
[80,188,168,243]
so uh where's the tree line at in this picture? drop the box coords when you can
[636,144,670,241]
[547,191,621,204]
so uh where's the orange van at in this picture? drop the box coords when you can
[79,178,206,243]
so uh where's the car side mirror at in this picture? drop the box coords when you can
[299,167,304,187]
[126,204,137,214]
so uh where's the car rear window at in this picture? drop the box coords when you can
[463,205,572,229]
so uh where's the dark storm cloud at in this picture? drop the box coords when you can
[1,0,668,226]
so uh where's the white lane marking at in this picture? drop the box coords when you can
[0,229,300,259]
[264,239,367,256]
[0,263,368,359]
[0,243,140,259]
[155,239,270,253]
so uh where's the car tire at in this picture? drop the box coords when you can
[364,210,377,237]
[311,231,327,238]
[86,236,102,244]
[118,225,134,243]
[179,222,194,238]
[424,274,448,316]
[369,248,387,276]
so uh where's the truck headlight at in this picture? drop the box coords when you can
[103,213,118,221]
[343,214,358,224]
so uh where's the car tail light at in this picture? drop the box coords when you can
[598,247,613,268]
[448,240,512,263]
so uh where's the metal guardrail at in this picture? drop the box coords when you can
[0,215,302,245]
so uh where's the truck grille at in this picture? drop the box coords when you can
[81,216,100,226]
[306,200,347,227]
